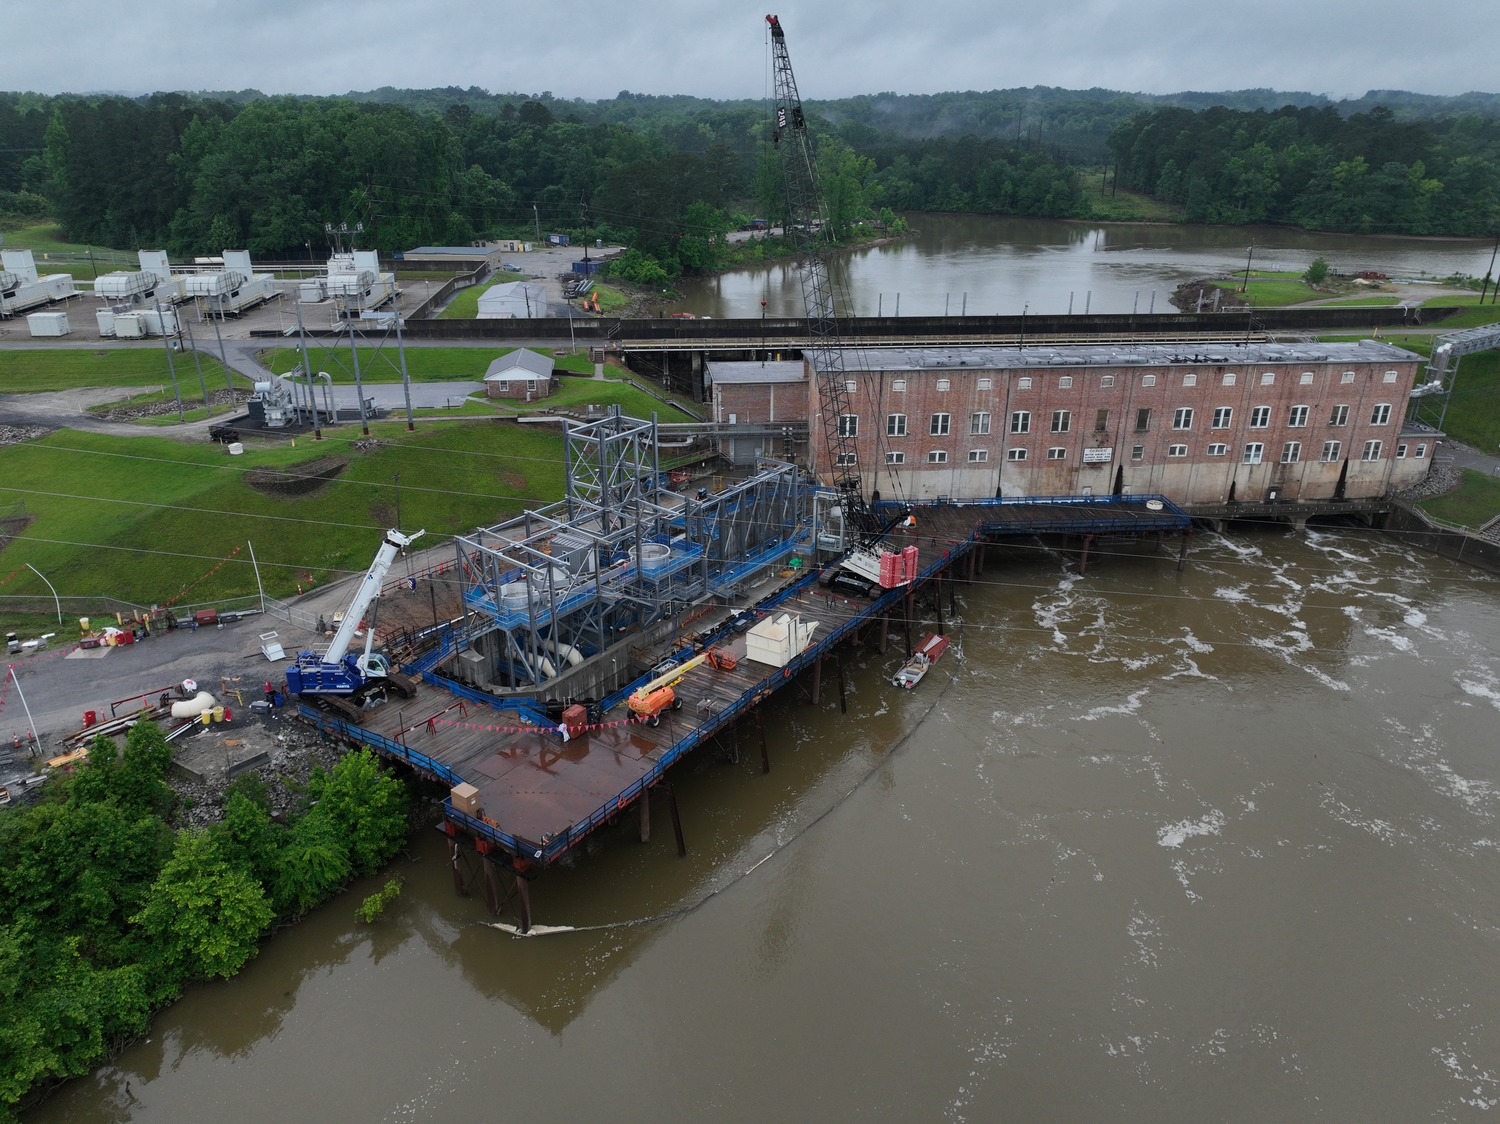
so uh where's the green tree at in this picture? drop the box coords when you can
[307,749,408,876]
[1304,256,1330,285]
[273,811,352,917]
[132,828,272,982]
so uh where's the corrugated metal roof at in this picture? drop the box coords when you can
[706,360,806,385]
[810,340,1421,373]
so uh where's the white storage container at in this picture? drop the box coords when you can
[113,312,146,339]
[26,311,70,337]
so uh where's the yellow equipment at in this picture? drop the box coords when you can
[627,653,708,727]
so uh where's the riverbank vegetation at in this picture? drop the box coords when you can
[0,726,409,1119]
[7,84,1497,286]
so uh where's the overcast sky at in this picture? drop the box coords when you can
[6,0,1496,103]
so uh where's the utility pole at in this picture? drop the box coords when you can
[1240,241,1255,293]
[1483,233,1500,305]
[155,298,185,420]
[181,310,210,407]
[392,287,415,430]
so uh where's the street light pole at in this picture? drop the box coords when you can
[24,563,61,624]
[1240,242,1256,293]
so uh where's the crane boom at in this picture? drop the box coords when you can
[765,14,881,539]
[285,527,425,700]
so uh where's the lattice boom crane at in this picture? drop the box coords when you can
[765,13,882,540]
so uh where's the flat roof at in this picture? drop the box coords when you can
[811,339,1423,373]
[404,246,495,256]
[706,360,806,385]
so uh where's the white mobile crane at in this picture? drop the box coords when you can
[285,528,425,711]
[765,15,890,583]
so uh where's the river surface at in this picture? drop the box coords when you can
[31,526,1500,1121]
[680,214,1497,318]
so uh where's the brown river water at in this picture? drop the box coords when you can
[29,526,1500,1121]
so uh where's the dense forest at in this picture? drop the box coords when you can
[2,84,1498,280]
[1108,103,1500,234]
[0,726,409,1118]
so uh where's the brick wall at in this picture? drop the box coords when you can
[809,353,1424,504]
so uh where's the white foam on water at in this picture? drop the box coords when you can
[1157,808,1226,848]
[1214,584,1252,603]
[1457,672,1500,712]
[1081,687,1151,723]
[1320,791,1400,844]
[1433,1042,1500,1111]
[1363,626,1416,652]
[1127,909,1165,970]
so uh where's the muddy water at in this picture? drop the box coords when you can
[30,528,1500,1121]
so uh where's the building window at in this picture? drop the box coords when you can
[1260,372,1275,385]
[837,414,858,438]
[1172,408,1194,430]
[1183,373,1198,386]
[1281,441,1302,464]
[1168,444,1187,457]
[845,379,857,393]
[886,413,907,437]
[1051,410,1071,433]
[1361,440,1382,461]
[1242,443,1264,464]
[971,411,991,436]
[835,452,857,467]
[1212,407,1233,429]
[886,451,905,465]
[977,377,993,390]
[1059,375,1073,389]
[928,450,948,464]
[1009,411,1030,434]
[1101,375,1115,388]
[1045,447,1066,460]
[1416,443,1427,458]
[1131,445,1145,461]
[1142,375,1156,387]
[1300,372,1314,384]
[496,381,510,392]
[1135,408,1152,432]
[526,379,538,393]
[1370,403,1392,425]
[1018,377,1032,390]
[1223,372,1237,386]
[936,378,951,392]
[1396,444,1408,459]
[1341,371,1356,384]
[1095,409,1109,431]
[931,412,951,436]
[968,449,989,462]
[891,378,906,393]
[1329,404,1350,426]
[1007,448,1027,461]
[1207,443,1228,456]
[1384,370,1398,383]
[1321,440,1342,462]
[1289,405,1309,427]
[1249,406,1271,428]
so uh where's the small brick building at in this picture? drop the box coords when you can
[484,348,555,400]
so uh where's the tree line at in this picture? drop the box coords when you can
[0,725,408,1117]
[1107,103,1500,234]
[3,86,1499,283]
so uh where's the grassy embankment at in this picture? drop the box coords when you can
[0,222,136,279]
[0,345,697,635]
[1076,175,1183,222]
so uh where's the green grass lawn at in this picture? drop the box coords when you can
[260,344,510,383]
[0,349,234,394]
[1077,175,1183,222]
[0,420,570,609]
[437,278,508,320]
[1413,303,1500,329]
[1417,468,1500,529]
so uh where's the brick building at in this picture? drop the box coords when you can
[794,341,1432,505]
[484,348,555,400]
[705,359,810,464]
